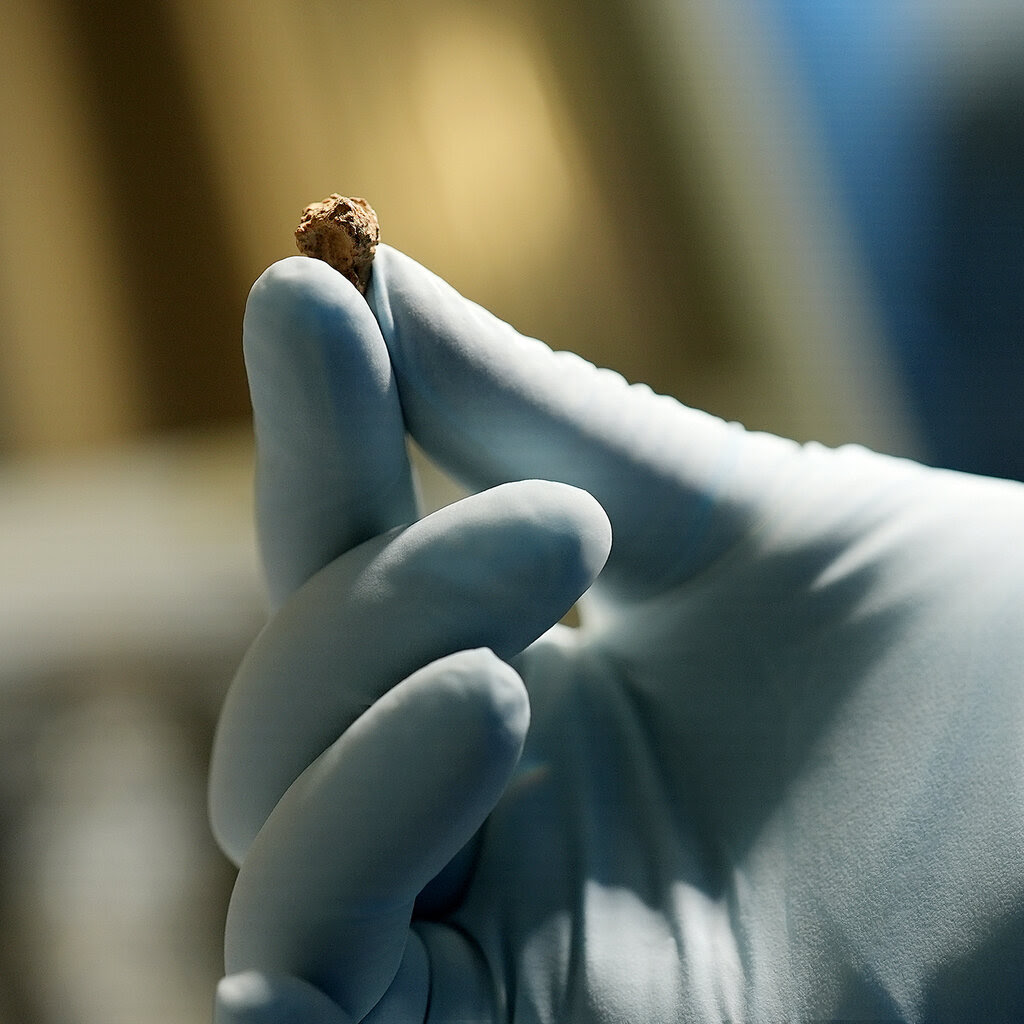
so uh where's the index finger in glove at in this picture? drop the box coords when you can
[368,246,799,594]
[245,257,417,609]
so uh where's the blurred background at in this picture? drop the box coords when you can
[1,0,1022,1020]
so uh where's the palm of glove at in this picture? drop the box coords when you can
[211,249,1024,1023]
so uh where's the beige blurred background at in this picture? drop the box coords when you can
[1,0,916,455]
[0,1,918,1022]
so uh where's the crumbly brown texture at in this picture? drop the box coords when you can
[294,194,379,293]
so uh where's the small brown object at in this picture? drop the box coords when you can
[294,194,379,293]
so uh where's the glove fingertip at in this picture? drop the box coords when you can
[538,479,613,591]
[215,971,353,1024]
[429,646,531,772]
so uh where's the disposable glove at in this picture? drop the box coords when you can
[210,246,1024,1022]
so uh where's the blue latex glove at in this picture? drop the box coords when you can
[209,247,1024,1022]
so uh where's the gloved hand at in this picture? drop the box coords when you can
[209,246,1024,1023]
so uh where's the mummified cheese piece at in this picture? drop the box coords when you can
[294,194,379,293]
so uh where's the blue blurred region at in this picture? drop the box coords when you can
[762,0,1024,480]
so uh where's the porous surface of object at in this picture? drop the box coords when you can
[294,194,379,293]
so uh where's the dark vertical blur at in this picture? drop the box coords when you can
[927,62,1024,480]
[47,0,251,432]
[758,0,1024,481]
